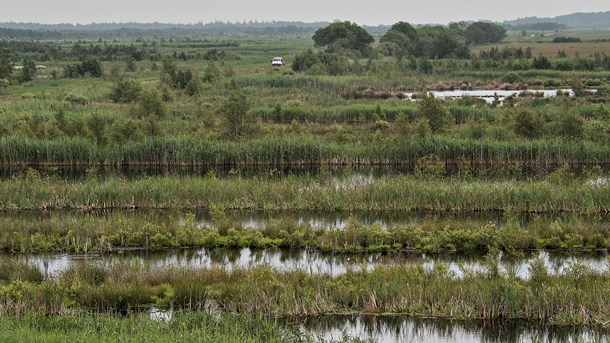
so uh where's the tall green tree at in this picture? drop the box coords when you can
[379,21,418,56]
[19,58,36,83]
[312,21,374,55]
[463,22,506,45]
[0,48,12,80]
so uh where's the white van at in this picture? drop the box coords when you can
[271,57,284,66]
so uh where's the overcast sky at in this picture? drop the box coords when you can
[1,0,608,25]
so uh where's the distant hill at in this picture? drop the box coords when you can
[504,11,610,29]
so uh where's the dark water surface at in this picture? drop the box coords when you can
[286,315,610,343]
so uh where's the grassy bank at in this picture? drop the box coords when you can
[0,211,608,253]
[2,260,610,327]
[1,173,609,213]
[0,312,300,343]
[1,136,610,167]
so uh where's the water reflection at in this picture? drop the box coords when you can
[11,248,609,280]
[289,315,610,343]
[13,207,607,233]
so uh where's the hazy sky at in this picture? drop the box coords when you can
[2,0,608,25]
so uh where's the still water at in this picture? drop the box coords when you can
[12,248,608,280]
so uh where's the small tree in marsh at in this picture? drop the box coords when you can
[220,89,253,139]
[514,110,542,138]
[0,48,12,80]
[132,88,165,119]
[418,93,449,133]
[19,58,36,83]
[110,78,142,103]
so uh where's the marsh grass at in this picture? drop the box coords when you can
[0,174,608,214]
[0,210,608,253]
[0,312,299,343]
[2,260,610,326]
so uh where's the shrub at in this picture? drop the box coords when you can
[64,93,89,105]
[110,79,142,103]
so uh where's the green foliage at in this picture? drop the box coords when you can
[203,62,221,84]
[532,56,552,70]
[501,72,523,84]
[558,112,585,139]
[220,88,253,139]
[0,48,12,80]
[513,110,542,138]
[379,22,418,57]
[133,88,165,118]
[418,93,449,132]
[312,21,374,55]
[87,112,108,145]
[110,78,142,103]
[553,37,582,43]
[291,49,319,72]
[372,119,390,132]
[63,93,89,105]
[417,25,470,59]
[462,22,506,45]
[414,154,445,178]
[18,58,36,83]
[64,57,103,78]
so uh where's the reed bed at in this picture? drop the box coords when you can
[2,260,610,327]
[0,211,608,253]
[0,174,608,214]
[1,136,610,167]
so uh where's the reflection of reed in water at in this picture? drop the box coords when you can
[291,315,607,343]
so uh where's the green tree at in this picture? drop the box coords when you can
[110,78,142,103]
[312,21,374,55]
[559,112,584,139]
[125,57,137,72]
[291,49,320,72]
[0,48,13,80]
[87,112,108,145]
[532,55,552,69]
[134,88,165,119]
[379,21,418,56]
[78,57,103,77]
[0,78,9,91]
[463,22,506,45]
[203,62,221,83]
[514,110,542,138]
[19,58,36,83]
[417,26,469,59]
[220,89,253,139]
[159,56,177,85]
[418,93,449,133]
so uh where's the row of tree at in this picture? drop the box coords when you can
[378,21,505,58]
[311,21,506,59]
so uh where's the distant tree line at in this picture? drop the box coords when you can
[552,37,582,43]
[379,21,505,59]
[504,23,567,31]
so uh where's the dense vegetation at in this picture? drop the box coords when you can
[1,258,610,327]
[0,208,609,253]
[1,19,610,340]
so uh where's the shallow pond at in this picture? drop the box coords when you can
[12,248,608,280]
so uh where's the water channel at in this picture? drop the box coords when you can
[9,247,608,280]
